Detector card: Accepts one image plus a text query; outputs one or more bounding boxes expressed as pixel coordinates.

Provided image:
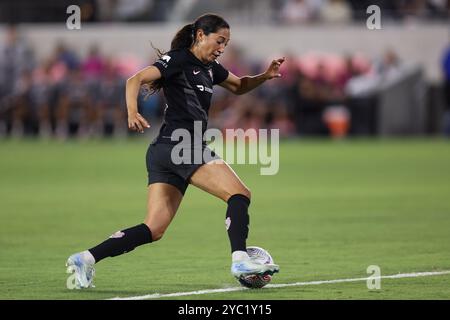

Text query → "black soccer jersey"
[152,48,229,144]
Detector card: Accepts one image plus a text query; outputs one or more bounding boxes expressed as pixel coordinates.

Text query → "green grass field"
[1,138,450,300]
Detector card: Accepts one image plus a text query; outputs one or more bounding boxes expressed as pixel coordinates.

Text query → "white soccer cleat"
[66,253,95,289]
[231,259,279,279]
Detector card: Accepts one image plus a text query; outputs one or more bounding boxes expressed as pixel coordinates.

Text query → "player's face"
[200,28,230,63]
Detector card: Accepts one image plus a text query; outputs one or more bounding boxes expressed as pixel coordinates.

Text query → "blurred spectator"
[426,0,450,19]
[114,0,153,21]
[289,71,328,135]
[319,0,352,24]
[9,70,33,137]
[55,69,92,139]
[374,49,410,85]
[96,0,116,22]
[7,63,53,137]
[54,41,80,71]
[0,25,35,100]
[344,55,378,97]
[30,60,54,138]
[148,0,178,22]
[82,45,105,80]
[95,59,128,137]
[343,54,378,135]
[398,0,428,20]
[334,54,355,94]
[0,25,35,135]
[312,60,336,101]
[278,0,318,24]
[277,52,302,87]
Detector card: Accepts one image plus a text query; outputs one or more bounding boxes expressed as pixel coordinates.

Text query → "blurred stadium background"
[0,0,449,139]
[1,0,450,300]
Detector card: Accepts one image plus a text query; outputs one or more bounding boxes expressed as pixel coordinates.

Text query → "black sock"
[225,194,250,253]
[88,223,152,263]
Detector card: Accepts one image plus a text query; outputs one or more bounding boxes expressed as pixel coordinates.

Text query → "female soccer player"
[66,13,284,289]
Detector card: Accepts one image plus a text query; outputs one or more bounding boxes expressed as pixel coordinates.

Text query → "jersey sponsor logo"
[156,54,172,68]
[155,60,168,68]
[161,55,171,62]
[196,85,213,94]
[193,70,201,75]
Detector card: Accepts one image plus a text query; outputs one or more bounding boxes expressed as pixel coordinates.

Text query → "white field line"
[108,270,450,300]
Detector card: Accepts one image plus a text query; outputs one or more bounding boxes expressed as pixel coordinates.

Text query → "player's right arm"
[126,66,162,133]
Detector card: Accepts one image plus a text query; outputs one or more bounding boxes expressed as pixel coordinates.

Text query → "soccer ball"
[238,246,275,289]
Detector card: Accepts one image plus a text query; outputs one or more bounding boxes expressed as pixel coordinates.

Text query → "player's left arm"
[219,57,285,95]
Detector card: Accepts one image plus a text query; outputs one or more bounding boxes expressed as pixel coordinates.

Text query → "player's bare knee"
[150,227,165,242]
[225,187,251,202]
[151,231,164,242]
[143,222,166,242]
[238,187,251,201]
[244,187,251,200]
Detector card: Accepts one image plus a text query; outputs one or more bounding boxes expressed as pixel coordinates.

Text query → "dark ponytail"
[145,14,229,96]
[170,23,195,50]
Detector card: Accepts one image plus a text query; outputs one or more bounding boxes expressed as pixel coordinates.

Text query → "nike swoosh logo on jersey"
[193,70,200,75]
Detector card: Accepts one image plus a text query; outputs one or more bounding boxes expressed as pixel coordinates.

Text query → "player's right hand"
[128,112,150,133]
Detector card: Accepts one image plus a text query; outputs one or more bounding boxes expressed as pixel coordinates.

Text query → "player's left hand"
[264,57,285,80]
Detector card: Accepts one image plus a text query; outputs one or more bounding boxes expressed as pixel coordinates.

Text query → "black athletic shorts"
[146,142,221,195]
